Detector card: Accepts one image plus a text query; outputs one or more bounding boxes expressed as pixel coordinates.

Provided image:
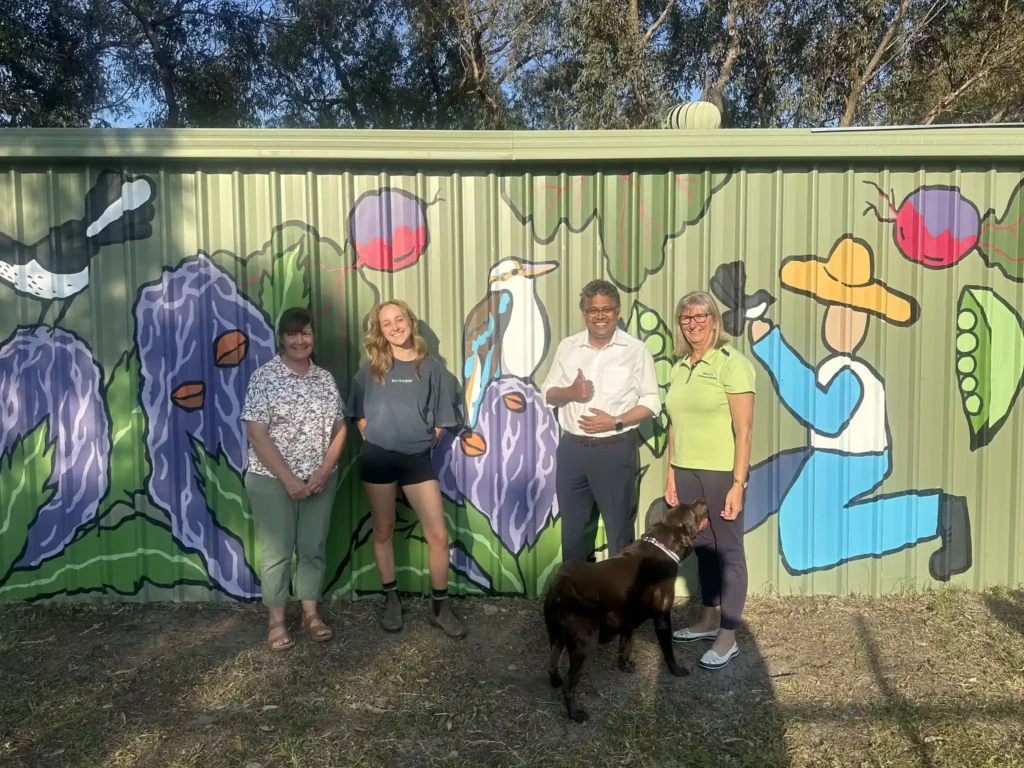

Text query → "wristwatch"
[615,420,624,432]
[733,477,748,489]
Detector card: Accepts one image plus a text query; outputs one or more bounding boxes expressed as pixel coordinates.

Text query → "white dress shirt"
[540,328,661,438]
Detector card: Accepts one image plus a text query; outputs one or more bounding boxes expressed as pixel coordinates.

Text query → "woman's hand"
[284,472,311,500]
[722,483,744,520]
[664,473,678,507]
[307,464,331,495]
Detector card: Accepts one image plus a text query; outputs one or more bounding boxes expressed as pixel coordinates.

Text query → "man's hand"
[578,408,617,434]
[567,368,594,402]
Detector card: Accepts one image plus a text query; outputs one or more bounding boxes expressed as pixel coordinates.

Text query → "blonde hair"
[363,300,429,385]
[673,290,725,358]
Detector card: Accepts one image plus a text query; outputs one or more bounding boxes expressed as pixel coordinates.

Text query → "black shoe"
[381,590,402,632]
[429,600,466,639]
[929,495,971,582]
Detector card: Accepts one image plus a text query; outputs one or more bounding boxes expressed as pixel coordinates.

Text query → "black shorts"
[360,441,437,486]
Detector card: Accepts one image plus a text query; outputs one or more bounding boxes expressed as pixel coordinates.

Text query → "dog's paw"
[618,659,637,674]
[548,671,563,688]
[569,708,590,724]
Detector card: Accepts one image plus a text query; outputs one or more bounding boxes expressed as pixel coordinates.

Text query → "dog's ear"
[690,498,708,518]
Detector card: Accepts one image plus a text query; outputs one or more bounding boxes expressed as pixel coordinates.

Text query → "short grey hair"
[674,290,725,357]
[579,279,620,311]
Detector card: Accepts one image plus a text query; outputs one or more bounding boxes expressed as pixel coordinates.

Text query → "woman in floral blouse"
[242,307,347,652]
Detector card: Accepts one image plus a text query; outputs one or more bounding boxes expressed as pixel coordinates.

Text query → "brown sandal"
[302,613,333,643]
[268,621,294,652]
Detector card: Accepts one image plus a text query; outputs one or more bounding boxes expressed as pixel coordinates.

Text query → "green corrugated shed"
[0,126,1021,603]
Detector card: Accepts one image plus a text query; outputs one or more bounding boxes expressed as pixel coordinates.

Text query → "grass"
[1,589,1023,767]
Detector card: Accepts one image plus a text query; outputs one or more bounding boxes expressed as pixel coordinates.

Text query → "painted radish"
[863,182,981,268]
[347,187,442,273]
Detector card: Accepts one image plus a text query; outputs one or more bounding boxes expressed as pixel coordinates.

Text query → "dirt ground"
[1,588,1023,768]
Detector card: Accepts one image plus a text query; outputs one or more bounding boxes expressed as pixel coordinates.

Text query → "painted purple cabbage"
[433,377,559,554]
[134,254,276,599]
[0,327,109,566]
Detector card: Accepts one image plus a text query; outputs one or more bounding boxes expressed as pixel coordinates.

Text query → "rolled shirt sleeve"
[540,339,572,404]
[634,345,663,416]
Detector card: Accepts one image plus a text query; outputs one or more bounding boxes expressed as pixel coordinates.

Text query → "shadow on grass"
[983,588,1024,638]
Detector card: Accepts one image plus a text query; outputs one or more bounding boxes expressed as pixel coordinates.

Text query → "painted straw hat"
[779,236,920,327]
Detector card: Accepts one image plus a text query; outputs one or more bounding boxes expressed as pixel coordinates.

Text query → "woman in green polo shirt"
[664,290,755,671]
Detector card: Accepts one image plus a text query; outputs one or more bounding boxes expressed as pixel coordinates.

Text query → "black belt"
[564,430,631,447]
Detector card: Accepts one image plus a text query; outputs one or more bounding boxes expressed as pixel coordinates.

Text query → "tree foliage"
[1,0,1020,129]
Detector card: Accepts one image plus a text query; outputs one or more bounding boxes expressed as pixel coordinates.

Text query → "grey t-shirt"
[347,357,459,455]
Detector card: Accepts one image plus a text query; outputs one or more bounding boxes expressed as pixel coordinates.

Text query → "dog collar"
[640,534,680,565]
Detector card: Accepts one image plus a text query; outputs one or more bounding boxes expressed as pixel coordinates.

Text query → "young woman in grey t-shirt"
[347,300,465,638]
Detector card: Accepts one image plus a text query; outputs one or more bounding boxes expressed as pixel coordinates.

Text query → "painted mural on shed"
[0,153,1022,603]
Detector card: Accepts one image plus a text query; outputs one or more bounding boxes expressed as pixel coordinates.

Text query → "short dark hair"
[278,306,314,337]
[579,279,620,312]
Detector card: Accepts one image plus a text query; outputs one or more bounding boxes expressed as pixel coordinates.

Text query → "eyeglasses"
[584,307,618,317]
[679,313,710,327]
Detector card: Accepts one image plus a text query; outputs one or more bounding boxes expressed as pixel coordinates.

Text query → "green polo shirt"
[665,344,756,471]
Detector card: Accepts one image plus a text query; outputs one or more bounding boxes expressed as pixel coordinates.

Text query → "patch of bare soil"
[1,589,1022,767]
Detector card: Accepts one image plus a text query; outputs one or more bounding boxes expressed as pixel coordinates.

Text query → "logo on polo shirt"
[698,371,717,380]
[391,377,414,384]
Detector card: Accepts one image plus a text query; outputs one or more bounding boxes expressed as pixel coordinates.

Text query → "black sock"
[383,580,398,595]
[432,588,447,615]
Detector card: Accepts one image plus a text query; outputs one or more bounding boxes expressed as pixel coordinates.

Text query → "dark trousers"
[673,466,748,631]
[557,430,639,563]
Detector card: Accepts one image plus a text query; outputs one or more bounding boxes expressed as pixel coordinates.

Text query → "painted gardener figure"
[542,280,661,562]
[745,236,972,581]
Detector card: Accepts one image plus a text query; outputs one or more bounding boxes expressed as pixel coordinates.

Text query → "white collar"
[640,534,680,564]
[573,327,628,349]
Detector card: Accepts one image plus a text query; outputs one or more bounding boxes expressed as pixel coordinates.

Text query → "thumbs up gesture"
[568,368,594,402]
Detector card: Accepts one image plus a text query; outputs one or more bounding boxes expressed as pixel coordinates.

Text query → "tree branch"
[839,0,913,127]
[643,0,677,46]
[118,0,182,126]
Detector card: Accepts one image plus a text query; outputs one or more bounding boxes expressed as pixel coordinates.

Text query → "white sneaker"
[698,643,739,670]
[672,627,719,643]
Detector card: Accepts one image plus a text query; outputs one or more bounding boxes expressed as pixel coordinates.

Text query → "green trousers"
[244,471,338,608]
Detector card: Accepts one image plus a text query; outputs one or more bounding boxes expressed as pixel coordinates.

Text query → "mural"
[0,171,157,327]
[954,286,1024,450]
[864,179,1024,282]
[0,162,1022,604]
[501,171,732,292]
[458,257,558,456]
[742,236,971,581]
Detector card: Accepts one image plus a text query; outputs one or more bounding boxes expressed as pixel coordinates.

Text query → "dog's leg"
[562,639,596,723]
[617,630,636,674]
[548,639,564,688]
[654,611,689,677]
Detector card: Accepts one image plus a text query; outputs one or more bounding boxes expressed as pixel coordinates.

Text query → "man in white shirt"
[541,279,662,562]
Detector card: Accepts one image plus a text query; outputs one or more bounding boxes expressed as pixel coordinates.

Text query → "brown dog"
[543,499,708,722]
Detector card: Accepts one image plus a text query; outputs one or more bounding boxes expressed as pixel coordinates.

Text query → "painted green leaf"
[96,350,150,521]
[0,420,54,579]
[979,180,1024,282]
[258,240,310,331]
[523,515,562,597]
[502,171,732,292]
[954,286,1024,450]
[446,500,525,595]
[624,300,674,457]
[0,511,213,600]
[190,437,259,572]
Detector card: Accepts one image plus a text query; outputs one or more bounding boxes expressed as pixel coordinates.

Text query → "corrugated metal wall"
[0,128,1022,603]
